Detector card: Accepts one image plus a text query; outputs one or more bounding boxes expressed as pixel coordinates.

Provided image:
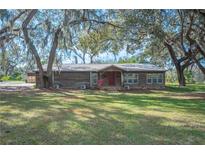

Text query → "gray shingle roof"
[38,63,166,72]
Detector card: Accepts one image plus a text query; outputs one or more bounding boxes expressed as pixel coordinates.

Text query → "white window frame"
[124,73,139,84]
[157,74,163,84]
[147,74,152,84]
[91,72,98,85]
[147,73,163,84]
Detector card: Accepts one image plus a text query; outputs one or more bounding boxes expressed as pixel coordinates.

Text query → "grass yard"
[0,84,205,144]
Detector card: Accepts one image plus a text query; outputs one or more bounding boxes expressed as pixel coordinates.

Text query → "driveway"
[0,81,35,91]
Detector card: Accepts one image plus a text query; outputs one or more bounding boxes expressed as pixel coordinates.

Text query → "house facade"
[34,64,166,89]
[26,72,36,83]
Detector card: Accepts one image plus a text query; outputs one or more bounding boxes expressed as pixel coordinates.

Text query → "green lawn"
[0,84,205,144]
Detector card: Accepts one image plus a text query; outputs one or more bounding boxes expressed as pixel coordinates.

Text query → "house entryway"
[100,71,121,87]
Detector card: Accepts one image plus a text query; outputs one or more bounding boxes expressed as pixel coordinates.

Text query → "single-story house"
[26,71,36,83]
[31,63,166,89]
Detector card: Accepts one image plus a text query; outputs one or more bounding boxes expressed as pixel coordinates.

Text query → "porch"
[90,65,124,88]
[99,71,122,86]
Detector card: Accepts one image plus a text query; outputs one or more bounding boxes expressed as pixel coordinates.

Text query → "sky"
[66,48,136,64]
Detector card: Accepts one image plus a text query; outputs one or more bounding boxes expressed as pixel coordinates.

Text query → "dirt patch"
[165,93,205,100]
[0,86,33,92]
[0,81,34,92]
[184,93,205,99]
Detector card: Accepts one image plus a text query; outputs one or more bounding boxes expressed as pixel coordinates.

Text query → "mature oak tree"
[119,9,205,86]
[21,9,121,88]
[1,9,204,87]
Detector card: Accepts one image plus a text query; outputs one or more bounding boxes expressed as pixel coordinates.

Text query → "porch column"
[90,72,92,87]
[121,72,124,86]
[52,71,55,86]
[99,72,101,80]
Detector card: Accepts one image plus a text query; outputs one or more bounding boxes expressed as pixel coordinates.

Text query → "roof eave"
[98,64,126,72]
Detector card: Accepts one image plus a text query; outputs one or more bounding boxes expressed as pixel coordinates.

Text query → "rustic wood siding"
[35,70,165,89]
[27,73,36,83]
[35,72,40,87]
[54,71,90,88]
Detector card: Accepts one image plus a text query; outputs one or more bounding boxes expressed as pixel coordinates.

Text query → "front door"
[108,72,115,86]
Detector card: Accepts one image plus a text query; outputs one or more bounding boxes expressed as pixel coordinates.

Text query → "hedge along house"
[33,64,166,89]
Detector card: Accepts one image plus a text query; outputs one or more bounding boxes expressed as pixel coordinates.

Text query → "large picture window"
[147,73,163,84]
[124,73,139,84]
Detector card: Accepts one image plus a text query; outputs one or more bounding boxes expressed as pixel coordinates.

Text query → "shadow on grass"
[165,84,205,93]
[1,103,205,144]
[0,91,83,111]
[0,90,205,144]
[81,91,205,113]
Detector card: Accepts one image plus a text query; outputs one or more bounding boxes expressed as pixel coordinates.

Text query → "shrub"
[11,73,22,81]
[1,75,11,81]
[184,69,195,84]
[0,73,23,81]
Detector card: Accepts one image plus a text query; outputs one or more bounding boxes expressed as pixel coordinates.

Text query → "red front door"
[108,72,115,86]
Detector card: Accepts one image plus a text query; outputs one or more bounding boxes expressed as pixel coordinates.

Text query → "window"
[124,73,139,84]
[147,73,163,84]
[128,79,132,83]
[93,79,97,84]
[147,78,152,84]
[153,78,157,84]
[91,72,98,85]
[133,79,138,83]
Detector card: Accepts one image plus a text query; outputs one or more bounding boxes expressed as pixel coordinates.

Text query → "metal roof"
[37,63,166,72]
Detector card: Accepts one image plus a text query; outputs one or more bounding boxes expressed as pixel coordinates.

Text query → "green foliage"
[0,10,10,20]
[165,70,178,83]
[76,24,123,63]
[11,72,23,81]
[1,75,11,81]
[120,9,205,86]
[118,56,138,63]
[166,83,205,92]
[0,72,22,81]
[1,9,204,87]
[184,69,195,84]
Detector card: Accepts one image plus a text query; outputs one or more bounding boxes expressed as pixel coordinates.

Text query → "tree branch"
[0,10,27,35]
[22,10,42,70]
[47,28,61,76]
[177,10,187,53]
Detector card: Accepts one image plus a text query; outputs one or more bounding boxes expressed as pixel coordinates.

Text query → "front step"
[100,86,122,91]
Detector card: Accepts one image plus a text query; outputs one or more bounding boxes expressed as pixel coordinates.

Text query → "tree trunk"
[90,57,93,64]
[46,28,61,88]
[74,56,78,64]
[164,41,186,86]
[22,10,45,88]
[178,67,186,86]
[82,54,86,64]
[5,67,9,76]
[197,45,205,59]
[90,54,96,64]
